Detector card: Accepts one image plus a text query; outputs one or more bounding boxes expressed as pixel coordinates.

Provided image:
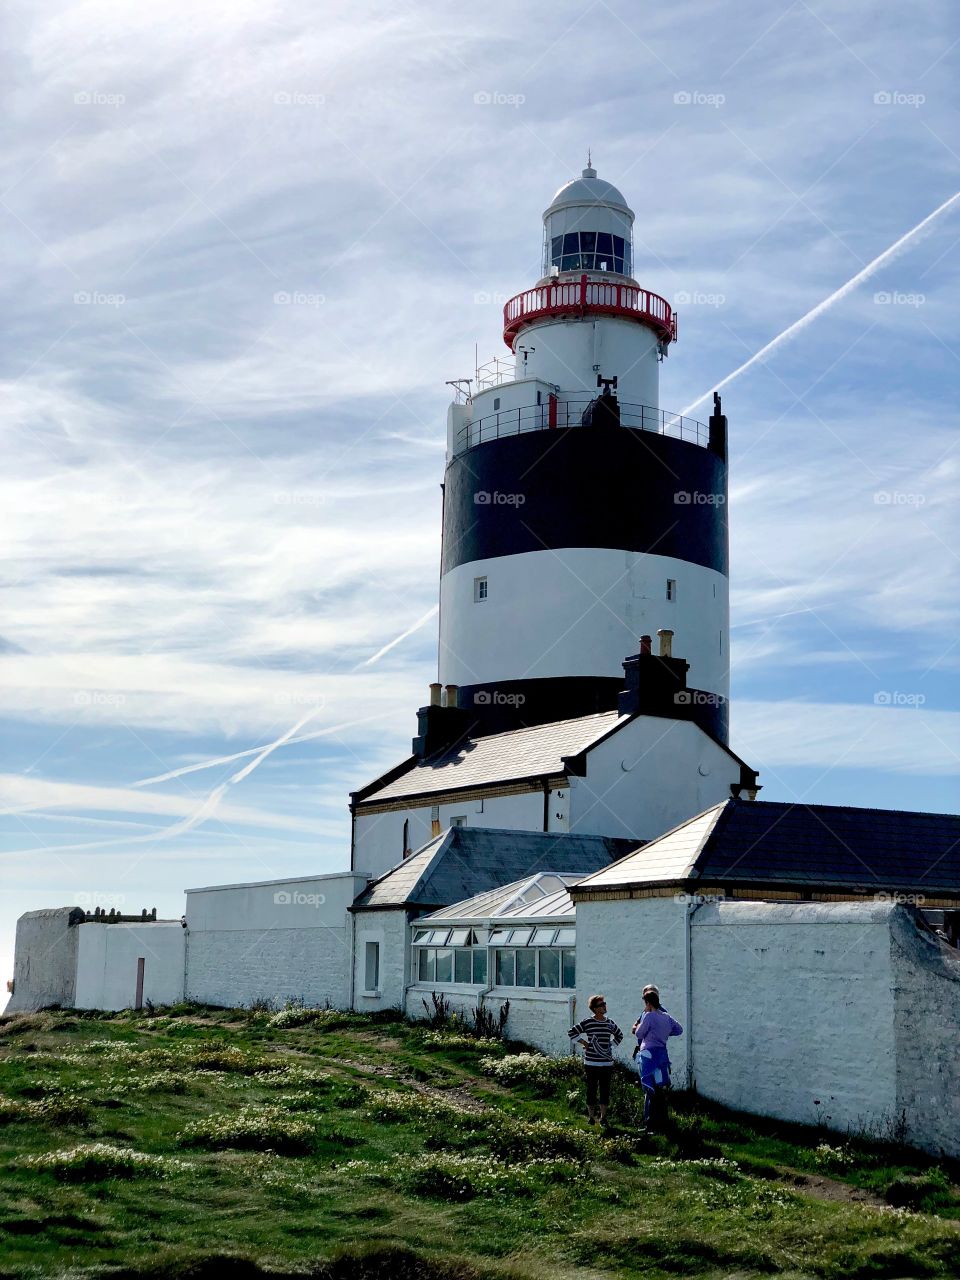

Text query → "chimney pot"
[443,684,459,709]
[639,634,652,656]
[429,682,443,707]
[657,628,674,658]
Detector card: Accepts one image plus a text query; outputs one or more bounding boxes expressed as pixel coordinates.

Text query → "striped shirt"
[568,1016,624,1066]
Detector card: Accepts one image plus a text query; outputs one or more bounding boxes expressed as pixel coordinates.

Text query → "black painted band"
[441,425,728,575]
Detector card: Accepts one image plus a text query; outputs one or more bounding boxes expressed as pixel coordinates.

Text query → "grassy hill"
[1,1004,958,1279]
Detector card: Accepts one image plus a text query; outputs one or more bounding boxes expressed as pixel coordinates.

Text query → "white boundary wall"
[75,922,185,1011]
[185,872,368,1009]
[572,895,960,1157]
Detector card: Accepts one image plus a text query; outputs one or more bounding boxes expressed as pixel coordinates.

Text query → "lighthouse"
[437,162,731,742]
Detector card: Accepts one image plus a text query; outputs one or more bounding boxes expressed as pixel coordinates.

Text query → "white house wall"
[74,923,185,1011]
[185,872,367,1009]
[354,790,546,882]
[352,909,410,1013]
[570,718,741,843]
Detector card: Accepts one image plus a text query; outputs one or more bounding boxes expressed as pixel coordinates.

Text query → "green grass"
[0,1005,957,1279]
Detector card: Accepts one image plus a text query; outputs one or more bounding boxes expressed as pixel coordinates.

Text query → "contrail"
[680,186,960,416]
[133,713,388,787]
[353,604,438,669]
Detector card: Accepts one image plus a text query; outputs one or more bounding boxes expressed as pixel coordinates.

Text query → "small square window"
[474,576,488,602]
[666,579,676,601]
[449,815,466,828]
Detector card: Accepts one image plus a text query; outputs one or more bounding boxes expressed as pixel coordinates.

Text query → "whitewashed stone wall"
[404,985,579,1057]
[691,901,898,1136]
[352,910,409,1013]
[185,872,367,1009]
[574,895,691,1079]
[74,922,185,1011]
[6,908,81,1012]
[574,895,959,1158]
[891,908,960,1156]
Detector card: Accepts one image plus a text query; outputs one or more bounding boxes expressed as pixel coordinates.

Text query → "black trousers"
[584,1066,612,1107]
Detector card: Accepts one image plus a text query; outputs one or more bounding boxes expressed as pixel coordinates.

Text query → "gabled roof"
[422,873,581,924]
[573,799,960,898]
[354,712,623,807]
[351,827,634,912]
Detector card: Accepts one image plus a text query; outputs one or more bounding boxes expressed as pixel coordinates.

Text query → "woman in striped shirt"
[568,993,624,1125]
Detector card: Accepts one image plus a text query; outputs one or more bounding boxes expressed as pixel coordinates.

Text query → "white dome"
[544,165,633,221]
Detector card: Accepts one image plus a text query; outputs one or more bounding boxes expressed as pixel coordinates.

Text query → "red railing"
[503,274,676,348]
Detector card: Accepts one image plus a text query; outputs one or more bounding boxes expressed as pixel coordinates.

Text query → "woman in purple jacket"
[632,984,683,1130]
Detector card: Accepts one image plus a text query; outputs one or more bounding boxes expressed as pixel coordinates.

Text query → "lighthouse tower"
[438,163,730,742]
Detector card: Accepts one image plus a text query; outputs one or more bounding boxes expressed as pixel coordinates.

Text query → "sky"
[2,0,959,984]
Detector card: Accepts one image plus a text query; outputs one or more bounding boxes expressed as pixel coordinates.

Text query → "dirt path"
[776,1166,887,1208]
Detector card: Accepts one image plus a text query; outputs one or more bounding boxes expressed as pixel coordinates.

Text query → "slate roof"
[573,799,960,897]
[351,827,635,912]
[354,712,623,805]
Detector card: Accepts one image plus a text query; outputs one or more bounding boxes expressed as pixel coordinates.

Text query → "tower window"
[549,230,630,275]
[402,818,410,858]
[474,576,488,602]
[493,397,501,410]
[666,579,676,601]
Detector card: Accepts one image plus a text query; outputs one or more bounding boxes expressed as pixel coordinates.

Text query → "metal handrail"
[455,395,707,453]
[503,273,676,348]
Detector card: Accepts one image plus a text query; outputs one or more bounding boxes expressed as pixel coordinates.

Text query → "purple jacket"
[635,1008,683,1051]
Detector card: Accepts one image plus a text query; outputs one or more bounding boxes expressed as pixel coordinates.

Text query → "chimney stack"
[639,634,652,656]
[412,683,470,759]
[657,628,674,658]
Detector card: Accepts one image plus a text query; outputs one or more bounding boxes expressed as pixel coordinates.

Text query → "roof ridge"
[742,798,960,822]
